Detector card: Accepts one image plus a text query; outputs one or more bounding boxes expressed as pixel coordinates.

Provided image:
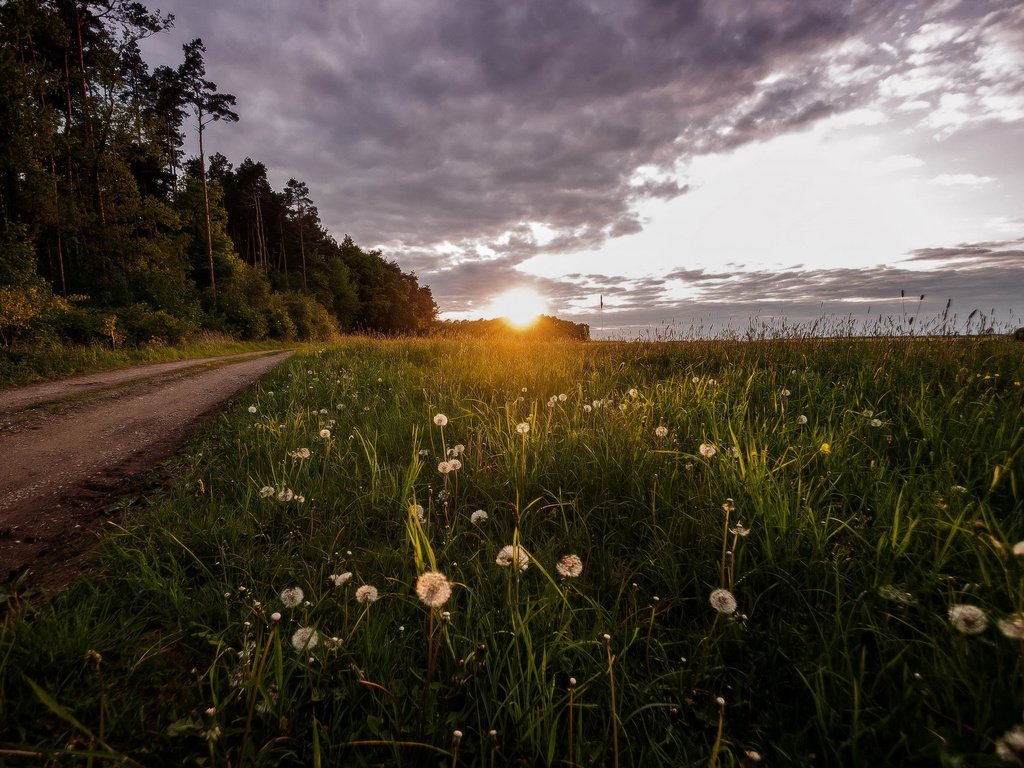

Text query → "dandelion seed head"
[259,485,275,498]
[291,626,318,652]
[1013,541,1024,557]
[699,443,716,458]
[319,428,331,439]
[709,588,737,615]
[433,413,448,426]
[948,603,988,635]
[279,586,304,608]
[629,388,638,397]
[558,393,567,401]
[247,405,257,413]
[270,612,281,622]
[995,725,1024,762]
[781,389,791,396]
[470,509,488,524]
[730,522,750,537]
[556,554,584,578]
[796,414,808,425]
[329,572,352,587]
[496,544,530,571]
[448,458,462,471]
[355,585,379,604]
[277,487,294,502]
[415,571,452,608]
[516,422,530,434]
[411,504,425,522]
[655,426,669,438]
[870,418,883,427]
[583,404,592,413]
[438,460,453,474]
[998,613,1024,640]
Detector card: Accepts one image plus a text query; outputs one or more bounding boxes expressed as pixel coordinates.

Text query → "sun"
[486,287,548,328]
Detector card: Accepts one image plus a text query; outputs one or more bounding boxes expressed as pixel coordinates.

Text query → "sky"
[141,0,1024,337]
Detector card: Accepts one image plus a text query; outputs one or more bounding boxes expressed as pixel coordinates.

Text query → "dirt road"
[0,350,292,590]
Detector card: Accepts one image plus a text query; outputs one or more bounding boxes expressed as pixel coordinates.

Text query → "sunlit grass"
[2,334,1022,766]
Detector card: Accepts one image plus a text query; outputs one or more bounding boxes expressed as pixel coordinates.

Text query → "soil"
[0,350,293,593]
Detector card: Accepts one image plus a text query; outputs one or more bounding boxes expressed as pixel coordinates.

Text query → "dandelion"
[355,585,379,604]
[722,498,736,513]
[270,612,281,622]
[730,522,750,537]
[819,443,831,454]
[433,413,448,426]
[583,404,592,413]
[415,571,452,608]
[781,389,791,396]
[709,588,738,615]
[295,494,305,503]
[796,414,808,425]
[471,509,488,524]
[556,554,584,578]
[293,447,310,459]
[998,613,1024,640]
[558,393,567,401]
[259,485,275,498]
[248,405,257,413]
[449,444,465,456]
[329,572,352,587]
[655,425,669,438]
[516,422,530,434]
[280,587,304,608]
[995,724,1024,763]
[870,418,883,427]
[628,388,638,397]
[449,458,462,471]
[319,428,331,439]
[1013,541,1024,557]
[411,503,426,522]
[948,604,988,635]
[277,487,294,502]
[291,626,319,652]
[699,443,716,458]
[496,544,530,571]
[438,460,453,474]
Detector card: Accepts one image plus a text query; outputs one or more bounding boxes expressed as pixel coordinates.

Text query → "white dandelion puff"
[411,504,426,522]
[470,509,488,524]
[277,487,294,502]
[699,443,716,458]
[496,544,530,571]
[709,588,737,615]
[870,418,883,428]
[948,604,988,635]
[998,613,1024,640]
[248,405,257,413]
[279,586,304,608]
[355,585,379,604]
[1013,541,1024,557]
[291,626,319,652]
[329,572,352,587]
[796,414,808,425]
[583,404,592,413]
[558,393,567,402]
[556,554,584,578]
[433,413,448,426]
[319,428,331,439]
[995,725,1024,763]
[438,460,453,474]
[259,485,275,498]
[516,422,530,434]
[655,426,669,438]
[415,571,452,609]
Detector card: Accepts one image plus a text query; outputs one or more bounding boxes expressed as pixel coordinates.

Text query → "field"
[2,335,1023,766]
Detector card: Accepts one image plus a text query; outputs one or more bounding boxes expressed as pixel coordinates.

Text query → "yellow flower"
[819,443,831,455]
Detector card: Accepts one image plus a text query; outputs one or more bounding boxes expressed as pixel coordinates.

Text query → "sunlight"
[486,287,549,328]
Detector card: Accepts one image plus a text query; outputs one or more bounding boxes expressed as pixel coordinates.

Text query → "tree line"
[0,0,437,348]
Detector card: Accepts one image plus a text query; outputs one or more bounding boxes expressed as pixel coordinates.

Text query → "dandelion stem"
[708,698,726,768]
[606,640,620,768]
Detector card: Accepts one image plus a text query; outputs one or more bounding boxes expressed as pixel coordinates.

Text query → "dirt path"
[0,350,292,591]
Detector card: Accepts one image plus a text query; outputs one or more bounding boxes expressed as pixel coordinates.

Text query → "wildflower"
[583,404,592,413]
[355,585,379,604]
[449,458,462,471]
[1013,541,1024,557]
[496,544,530,571]
[329,572,352,587]
[319,428,331,439]
[471,509,488,524]
[870,418,883,428]
[516,422,530,434]
[259,485,275,498]
[411,504,425,522]
[556,554,584,578]
[655,426,669,438]
[709,588,738,615]
[699,443,716,458]
[248,405,258,413]
[291,626,319,652]
[558,393,567,401]
[270,612,281,622]
[280,587,304,608]
[433,413,448,426]
[277,487,294,502]
[820,443,831,454]
[415,571,452,608]
[998,613,1024,640]
[438,461,453,474]
[796,414,808,425]
[948,604,988,635]
[628,388,638,397]
[452,730,463,746]
[995,724,1024,763]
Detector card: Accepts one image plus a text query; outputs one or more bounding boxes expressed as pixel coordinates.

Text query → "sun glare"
[486,287,548,328]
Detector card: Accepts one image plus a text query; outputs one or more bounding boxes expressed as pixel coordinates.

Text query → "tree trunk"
[198,117,215,298]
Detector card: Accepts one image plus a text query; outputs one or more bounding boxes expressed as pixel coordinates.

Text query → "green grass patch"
[2,336,1022,766]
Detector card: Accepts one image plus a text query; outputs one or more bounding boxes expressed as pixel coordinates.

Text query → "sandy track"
[0,350,292,590]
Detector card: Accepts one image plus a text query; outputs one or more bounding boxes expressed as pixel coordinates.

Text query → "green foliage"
[3,337,1022,765]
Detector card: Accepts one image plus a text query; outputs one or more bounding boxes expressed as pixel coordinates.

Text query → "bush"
[116,304,196,346]
[282,291,337,341]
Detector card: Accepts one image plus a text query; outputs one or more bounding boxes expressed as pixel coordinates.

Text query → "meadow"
[1,335,1023,766]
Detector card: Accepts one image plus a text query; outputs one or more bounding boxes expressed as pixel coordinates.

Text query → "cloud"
[930,173,996,186]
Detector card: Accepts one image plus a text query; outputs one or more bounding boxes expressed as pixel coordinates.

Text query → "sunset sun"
[486,287,548,328]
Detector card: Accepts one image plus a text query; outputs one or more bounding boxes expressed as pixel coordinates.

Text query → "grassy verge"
[1,336,1022,766]
[0,334,291,389]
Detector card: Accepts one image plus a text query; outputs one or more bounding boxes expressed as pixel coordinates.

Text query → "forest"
[0,0,438,348]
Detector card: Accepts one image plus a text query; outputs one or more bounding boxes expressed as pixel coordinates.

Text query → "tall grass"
[1,335,1022,766]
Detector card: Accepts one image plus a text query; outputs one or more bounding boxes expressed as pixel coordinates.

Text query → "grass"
[1,334,1022,766]
[0,333,289,389]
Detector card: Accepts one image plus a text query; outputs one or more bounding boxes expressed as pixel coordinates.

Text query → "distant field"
[2,336,1022,766]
